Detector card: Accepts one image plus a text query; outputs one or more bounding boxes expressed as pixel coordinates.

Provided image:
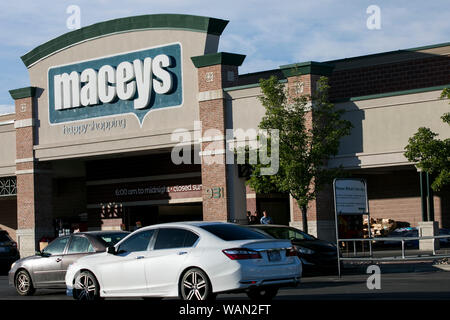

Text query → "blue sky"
[1,0,449,114]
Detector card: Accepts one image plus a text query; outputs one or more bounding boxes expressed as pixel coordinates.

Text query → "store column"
[279,62,336,241]
[191,52,246,221]
[10,87,53,258]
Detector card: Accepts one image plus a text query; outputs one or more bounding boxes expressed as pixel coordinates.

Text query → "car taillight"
[222,248,262,260]
[286,247,298,257]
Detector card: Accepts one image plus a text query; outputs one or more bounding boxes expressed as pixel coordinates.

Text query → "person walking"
[260,210,273,224]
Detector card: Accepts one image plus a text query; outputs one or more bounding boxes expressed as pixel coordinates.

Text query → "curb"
[342,261,449,274]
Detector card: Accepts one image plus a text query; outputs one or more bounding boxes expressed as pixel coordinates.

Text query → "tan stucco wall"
[227,86,265,132]
[28,29,219,160]
[333,90,450,168]
[0,121,16,176]
[229,87,450,169]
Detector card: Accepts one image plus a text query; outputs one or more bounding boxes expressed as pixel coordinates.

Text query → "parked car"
[9,230,129,296]
[65,222,302,301]
[376,227,419,248]
[0,230,19,272]
[439,229,450,247]
[247,225,338,275]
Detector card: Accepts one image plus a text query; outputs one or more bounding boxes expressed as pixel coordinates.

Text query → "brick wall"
[199,97,229,221]
[196,61,240,221]
[357,170,449,228]
[329,55,450,100]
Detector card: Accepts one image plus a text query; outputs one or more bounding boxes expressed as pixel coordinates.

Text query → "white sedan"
[65,221,302,301]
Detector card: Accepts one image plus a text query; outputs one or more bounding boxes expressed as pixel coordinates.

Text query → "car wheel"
[246,287,278,301]
[15,270,35,296]
[73,271,100,301]
[180,268,213,301]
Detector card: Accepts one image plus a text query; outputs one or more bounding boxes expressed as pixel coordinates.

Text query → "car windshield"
[96,232,129,246]
[254,226,315,241]
[200,224,271,241]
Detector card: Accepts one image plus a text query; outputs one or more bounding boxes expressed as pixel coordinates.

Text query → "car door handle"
[136,256,144,259]
[177,251,187,255]
[56,258,62,263]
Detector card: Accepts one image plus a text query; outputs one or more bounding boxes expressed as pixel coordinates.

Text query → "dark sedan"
[8,230,129,296]
[247,225,338,275]
[0,230,19,272]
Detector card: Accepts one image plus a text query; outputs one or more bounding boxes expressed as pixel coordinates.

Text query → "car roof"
[136,221,240,232]
[248,224,293,228]
[73,230,130,236]
[143,221,232,228]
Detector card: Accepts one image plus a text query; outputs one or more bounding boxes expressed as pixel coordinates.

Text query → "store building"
[0,14,448,258]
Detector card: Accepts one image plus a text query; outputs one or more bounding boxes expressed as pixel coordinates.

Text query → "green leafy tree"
[245,76,353,231]
[404,89,450,191]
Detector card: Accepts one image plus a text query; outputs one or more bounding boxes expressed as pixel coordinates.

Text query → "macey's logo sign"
[48,43,182,125]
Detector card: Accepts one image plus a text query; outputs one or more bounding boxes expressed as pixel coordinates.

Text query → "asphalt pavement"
[1,267,450,300]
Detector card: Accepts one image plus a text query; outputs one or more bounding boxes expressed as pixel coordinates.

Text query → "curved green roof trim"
[21,14,229,68]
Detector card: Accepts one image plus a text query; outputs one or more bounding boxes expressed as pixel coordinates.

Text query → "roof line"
[21,14,229,68]
[324,41,450,65]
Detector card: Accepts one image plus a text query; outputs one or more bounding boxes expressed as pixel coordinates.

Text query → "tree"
[245,76,353,232]
[404,89,450,191]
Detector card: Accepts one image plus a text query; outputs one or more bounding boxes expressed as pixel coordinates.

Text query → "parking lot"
[1,268,450,300]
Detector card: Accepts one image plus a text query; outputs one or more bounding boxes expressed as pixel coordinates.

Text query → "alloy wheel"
[16,273,30,294]
[15,270,35,296]
[181,269,210,300]
[75,272,98,300]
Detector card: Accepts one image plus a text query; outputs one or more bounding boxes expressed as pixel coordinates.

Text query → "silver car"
[9,231,129,296]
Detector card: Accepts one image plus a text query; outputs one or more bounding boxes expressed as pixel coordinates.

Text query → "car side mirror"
[107,246,116,255]
[38,251,51,257]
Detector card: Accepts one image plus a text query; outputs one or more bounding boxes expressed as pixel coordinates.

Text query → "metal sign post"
[333,178,370,277]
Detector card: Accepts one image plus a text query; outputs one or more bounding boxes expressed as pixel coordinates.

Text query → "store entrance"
[124,206,158,232]
[123,203,202,231]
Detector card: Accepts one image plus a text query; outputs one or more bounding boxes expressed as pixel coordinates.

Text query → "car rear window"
[0,232,11,242]
[96,233,128,246]
[200,224,271,241]
[256,227,315,241]
[154,228,199,250]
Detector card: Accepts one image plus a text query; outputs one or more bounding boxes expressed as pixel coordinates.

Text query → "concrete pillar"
[191,52,246,222]
[418,221,439,251]
[10,87,54,258]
